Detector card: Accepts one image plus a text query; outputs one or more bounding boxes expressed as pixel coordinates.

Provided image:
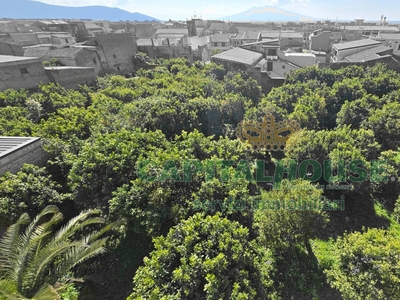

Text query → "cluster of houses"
[0,17,400,93]
[1,17,400,175]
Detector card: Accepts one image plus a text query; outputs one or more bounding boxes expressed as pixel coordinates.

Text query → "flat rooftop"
[0,137,40,158]
[333,39,381,50]
[211,47,263,66]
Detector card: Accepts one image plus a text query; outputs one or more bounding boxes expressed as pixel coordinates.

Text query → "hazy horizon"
[29,0,400,22]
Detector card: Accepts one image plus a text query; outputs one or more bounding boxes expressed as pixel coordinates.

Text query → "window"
[267,49,277,56]
[93,58,97,64]
[221,42,226,47]
[282,65,285,69]
[267,61,273,72]
[20,68,29,75]
[214,42,218,47]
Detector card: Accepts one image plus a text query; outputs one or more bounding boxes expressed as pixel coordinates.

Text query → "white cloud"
[252,0,279,6]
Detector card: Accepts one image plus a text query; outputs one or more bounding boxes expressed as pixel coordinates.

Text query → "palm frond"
[0,206,115,299]
[0,213,30,278]
[51,209,102,243]
[0,279,27,300]
[31,283,60,300]
[54,238,108,279]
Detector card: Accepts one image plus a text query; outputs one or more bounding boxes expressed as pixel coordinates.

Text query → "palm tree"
[0,205,118,299]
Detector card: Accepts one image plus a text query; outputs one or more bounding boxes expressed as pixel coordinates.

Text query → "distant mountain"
[0,0,159,21]
[221,5,319,22]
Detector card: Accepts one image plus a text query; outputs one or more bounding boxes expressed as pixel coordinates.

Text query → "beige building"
[0,55,50,91]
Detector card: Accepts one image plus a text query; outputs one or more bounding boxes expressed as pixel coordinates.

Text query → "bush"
[129,213,278,300]
[325,228,400,299]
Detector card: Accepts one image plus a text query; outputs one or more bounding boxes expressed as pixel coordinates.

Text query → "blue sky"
[32,0,400,21]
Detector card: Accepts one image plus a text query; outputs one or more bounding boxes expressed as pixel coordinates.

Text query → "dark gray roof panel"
[0,137,40,158]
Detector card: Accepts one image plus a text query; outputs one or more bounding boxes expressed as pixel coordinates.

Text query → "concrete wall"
[280,37,303,49]
[0,59,50,91]
[0,41,24,56]
[0,139,47,175]
[51,36,76,45]
[138,45,194,62]
[211,58,250,72]
[45,67,96,89]
[93,33,136,75]
[271,60,299,75]
[74,49,104,76]
[281,52,317,67]
[209,41,231,51]
[310,31,331,52]
[247,68,285,93]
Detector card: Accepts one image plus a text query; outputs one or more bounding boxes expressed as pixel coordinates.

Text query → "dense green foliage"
[325,228,400,299]
[1,58,400,299]
[129,213,277,300]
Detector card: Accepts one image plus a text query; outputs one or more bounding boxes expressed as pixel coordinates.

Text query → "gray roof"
[211,33,233,43]
[260,31,303,39]
[344,45,392,62]
[232,31,260,40]
[155,29,188,35]
[137,38,155,46]
[333,39,381,50]
[24,47,83,59]
[35,21,69,25]
[0,137,40,158]
[211,47,263,66]
[207,23,231,32]
[343,26,399,32]
[375,33,400,40]
[240,39,280,47]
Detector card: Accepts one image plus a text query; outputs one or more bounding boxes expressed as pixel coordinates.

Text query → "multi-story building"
[331,39,382,62]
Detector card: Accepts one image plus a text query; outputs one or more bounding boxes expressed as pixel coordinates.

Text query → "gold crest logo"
[236,112,300,151]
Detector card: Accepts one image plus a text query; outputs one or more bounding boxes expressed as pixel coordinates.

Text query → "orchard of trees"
[0,56,400,299]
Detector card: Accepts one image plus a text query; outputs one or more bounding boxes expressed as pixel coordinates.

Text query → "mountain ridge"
[1,0,159,22]
[221,5,320,22]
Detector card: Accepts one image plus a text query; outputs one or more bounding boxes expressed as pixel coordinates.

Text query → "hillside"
[1,0,159,21]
